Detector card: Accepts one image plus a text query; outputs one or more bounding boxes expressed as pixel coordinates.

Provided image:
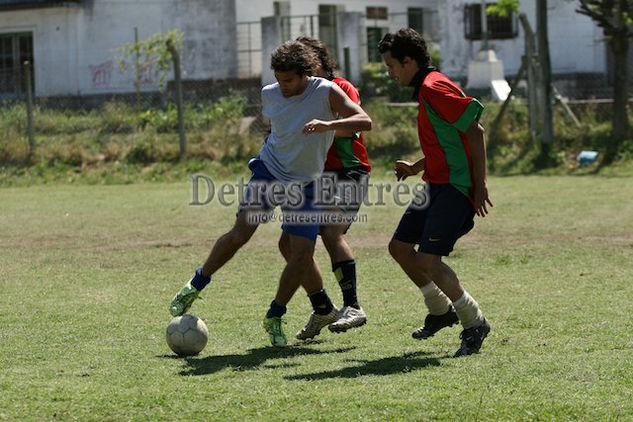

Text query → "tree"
[577,0,633,144]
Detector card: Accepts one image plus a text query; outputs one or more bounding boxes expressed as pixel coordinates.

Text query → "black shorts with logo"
[392,183,474,256]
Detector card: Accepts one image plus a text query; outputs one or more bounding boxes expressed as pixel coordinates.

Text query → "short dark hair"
[296,36,338,80]
[378,28,431,68]
[270,41,318,76]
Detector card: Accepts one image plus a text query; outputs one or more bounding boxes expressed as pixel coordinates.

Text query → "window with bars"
[464,3,517,40]
[0,32,33,97]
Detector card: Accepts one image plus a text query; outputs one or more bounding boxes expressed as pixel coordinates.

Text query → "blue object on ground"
[577,150,599,166]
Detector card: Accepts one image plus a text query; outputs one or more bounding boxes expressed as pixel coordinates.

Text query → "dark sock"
[333,260,359,308]
[308,289,334,315]
[265,300,287,318]
[190,268,212,291]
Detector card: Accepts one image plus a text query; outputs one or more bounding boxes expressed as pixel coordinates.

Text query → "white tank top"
[259,77,335,182]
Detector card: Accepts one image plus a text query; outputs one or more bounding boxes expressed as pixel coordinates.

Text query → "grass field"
[1,174,632,421]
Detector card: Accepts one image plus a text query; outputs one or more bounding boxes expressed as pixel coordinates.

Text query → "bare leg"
[274,233,323,306]
[201,211,259,277]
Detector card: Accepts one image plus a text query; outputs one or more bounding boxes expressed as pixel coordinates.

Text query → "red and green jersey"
[324,77,371,172]
[415,70,484,197]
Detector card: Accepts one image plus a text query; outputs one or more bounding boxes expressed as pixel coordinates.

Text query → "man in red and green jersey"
[277,37,372,339]
[379,28,494,357]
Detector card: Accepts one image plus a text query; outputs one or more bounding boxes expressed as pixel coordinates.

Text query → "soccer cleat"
[263,317,287,347]
[328,306,367,333]
[411,305,459,340]
[169,279,200,317]
[454,318,491,357]
[296,308,340,340]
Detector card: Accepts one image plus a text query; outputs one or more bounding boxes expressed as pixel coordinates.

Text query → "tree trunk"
[611,36,629,142]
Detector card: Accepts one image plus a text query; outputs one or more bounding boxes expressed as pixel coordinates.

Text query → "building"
[0,0,236,99]
[0,0,617,100]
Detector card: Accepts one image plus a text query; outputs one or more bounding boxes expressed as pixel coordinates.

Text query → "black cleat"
[454,318,491,357]
[412,306,460,340]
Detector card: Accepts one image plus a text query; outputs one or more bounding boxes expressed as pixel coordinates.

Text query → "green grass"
[1,175,633,420]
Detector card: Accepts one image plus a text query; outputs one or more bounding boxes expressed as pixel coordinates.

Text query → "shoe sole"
[328,318,367,333]
[412,320,459,340]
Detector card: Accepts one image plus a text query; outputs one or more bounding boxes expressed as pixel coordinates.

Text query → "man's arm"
[302,84,371,135]
[466,120,493,217]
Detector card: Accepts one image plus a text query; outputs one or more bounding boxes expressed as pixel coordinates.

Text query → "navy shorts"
[392,184,475,256]
[317,166,369,234]
[238,158,321,242]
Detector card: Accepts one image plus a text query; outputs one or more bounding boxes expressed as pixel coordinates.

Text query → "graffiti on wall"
[89,61,113,87]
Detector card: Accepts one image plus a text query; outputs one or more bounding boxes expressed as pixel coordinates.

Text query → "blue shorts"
[238,158,321,242]
[392,184,475,256]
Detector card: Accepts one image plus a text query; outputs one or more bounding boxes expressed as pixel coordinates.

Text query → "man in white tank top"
[168,41,372,347]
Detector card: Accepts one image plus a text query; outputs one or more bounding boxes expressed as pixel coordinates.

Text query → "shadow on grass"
[173,345,356,376]
[284,350,444,380]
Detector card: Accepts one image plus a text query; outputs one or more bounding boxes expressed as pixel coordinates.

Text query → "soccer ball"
[166,314,209,356]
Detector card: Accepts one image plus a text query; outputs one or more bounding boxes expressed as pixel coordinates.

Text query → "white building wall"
[438,0,605,80]
[236,0,438,79]
[0,0,236,97]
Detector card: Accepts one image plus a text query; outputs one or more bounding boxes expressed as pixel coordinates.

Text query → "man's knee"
[228,219,257,247]
[278,233,291,259]
[389,238,414,263]
[287,235,315,264]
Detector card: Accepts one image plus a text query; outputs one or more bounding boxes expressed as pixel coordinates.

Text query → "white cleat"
[328,306,367,333]
[296,308,339,340]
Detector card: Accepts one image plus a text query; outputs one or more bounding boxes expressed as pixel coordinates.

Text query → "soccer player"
[277,36,371,339]
[169,41,372,347]
[378,29,493,357]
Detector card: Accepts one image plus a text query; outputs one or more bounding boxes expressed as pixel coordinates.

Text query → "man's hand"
[303,119,331,135]
[472,182,493,217]
[394,159,424,181]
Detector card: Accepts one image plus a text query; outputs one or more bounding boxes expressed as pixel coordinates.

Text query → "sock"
[333,260,359,308]
[308,289,334,315]
[420,282,452,315]
[452,291,484,329]
[265,300,287,319]
[190,268,212,291]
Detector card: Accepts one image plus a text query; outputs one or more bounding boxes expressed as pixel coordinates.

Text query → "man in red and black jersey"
[379,28,493,357]
[277,37,371,339]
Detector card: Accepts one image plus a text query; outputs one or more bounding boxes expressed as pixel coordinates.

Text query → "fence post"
[24,60,35,161]
[134,27,141,108]
[519,13,539,140]
[343,47,351,81]
[167,39,186,160]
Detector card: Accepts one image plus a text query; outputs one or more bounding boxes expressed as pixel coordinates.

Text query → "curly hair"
[378,28,431,69]
[295,36,338,80]
[270,41,319,76]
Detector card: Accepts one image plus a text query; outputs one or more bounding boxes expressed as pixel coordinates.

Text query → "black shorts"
[318,166,369,233]
[392,184,474,256]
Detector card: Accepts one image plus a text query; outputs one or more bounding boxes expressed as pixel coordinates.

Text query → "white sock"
[420,282,452,315]
[452,291,484,329]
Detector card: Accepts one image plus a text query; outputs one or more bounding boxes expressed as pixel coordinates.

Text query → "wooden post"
[537,0,554,148]
[167,39,186,160]
[24,60,35,161]
[519,13,539,140]
[134,27,141,108]
[343,47,351,81]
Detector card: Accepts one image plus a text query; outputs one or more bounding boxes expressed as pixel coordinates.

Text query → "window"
[367,27,388,63]
[408,8,424,34]
[464,3,517,40]
[319,5,339,62]
[366,6,388,20]
[0,32,33,98]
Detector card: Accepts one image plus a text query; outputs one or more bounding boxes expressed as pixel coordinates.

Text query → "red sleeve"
[421,76,481,131]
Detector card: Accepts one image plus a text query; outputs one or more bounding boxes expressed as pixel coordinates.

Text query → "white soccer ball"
[166,314,209,356]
